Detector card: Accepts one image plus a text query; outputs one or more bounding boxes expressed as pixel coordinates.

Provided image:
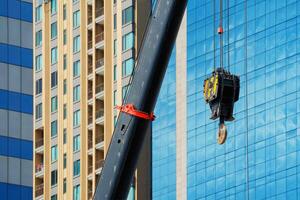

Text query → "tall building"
[33,0,150,199]
[0,0,33,199]
[153,0,300,199]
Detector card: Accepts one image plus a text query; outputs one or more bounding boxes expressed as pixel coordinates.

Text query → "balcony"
[35,164,44,178]
[95,110,104,125]
[95,134,104,150]
[95,7,104,24]
[87,165,93,181]
[88,40,93,51]
[88,189,93,200]
[88,89,93,105]
[95,84,104,100]
[88,138,93,150]
[95,58,104,75]
[88,14,93,25]
[88,63,93,80]
[35,138,44,154]
[35,184,44,199]
[88,116,93,130]
[95,32,104,49]
[88,138,93,155]
[95,159,104,174]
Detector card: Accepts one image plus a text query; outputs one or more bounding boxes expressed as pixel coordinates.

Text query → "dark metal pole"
[93,0,187,199]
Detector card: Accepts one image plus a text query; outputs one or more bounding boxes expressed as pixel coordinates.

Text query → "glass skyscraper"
[153,0,300,199]
[0,0,33,199]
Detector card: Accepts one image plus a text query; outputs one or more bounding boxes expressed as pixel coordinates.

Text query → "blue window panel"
[0,136,8,156]
[0,182,8,200]
[8,136,21,158]
[0,0,32,23]
[0,44,32,69]
[21,47,33,68]
[0,182,32,200]
[8,91,21,113]
[7,182,21,200]
[0,0,8,17]
[21,94,33,114]
[7,0,21,20]
[0,89,33,114]
[0,43,8,63]
[20,2,33,22]
[0,136,32,160]
[21,140,33,160]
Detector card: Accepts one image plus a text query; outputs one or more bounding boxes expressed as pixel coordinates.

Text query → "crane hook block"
[203,68,240,122]
[116,104,156,121]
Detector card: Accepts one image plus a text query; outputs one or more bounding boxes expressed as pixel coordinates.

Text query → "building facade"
[33,0,150,199]
[0,0,33,199]
[153,0,300,199]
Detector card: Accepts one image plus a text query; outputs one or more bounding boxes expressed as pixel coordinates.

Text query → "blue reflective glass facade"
[153,49,177,199]
[187,0,300,199]
[0,0,33,199]
[153,0,300,199]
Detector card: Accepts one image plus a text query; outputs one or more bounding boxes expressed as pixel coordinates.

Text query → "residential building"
[0,0,33,199]
[33,0,150,199]
[153,0,300,199]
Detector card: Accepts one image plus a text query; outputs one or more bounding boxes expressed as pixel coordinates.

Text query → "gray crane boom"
[93,1,188,199]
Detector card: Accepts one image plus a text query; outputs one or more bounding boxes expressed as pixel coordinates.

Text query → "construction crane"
[93,0,239,199]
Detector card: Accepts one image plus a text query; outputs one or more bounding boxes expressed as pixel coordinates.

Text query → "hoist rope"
[219,0,224,69]
[213,0,216,71]
[243,0,250,199]
[227,0,230,72]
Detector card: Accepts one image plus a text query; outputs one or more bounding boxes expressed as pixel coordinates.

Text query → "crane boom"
[93,1,188,199]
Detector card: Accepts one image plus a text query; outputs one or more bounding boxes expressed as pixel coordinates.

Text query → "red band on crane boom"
[116,104,155,121]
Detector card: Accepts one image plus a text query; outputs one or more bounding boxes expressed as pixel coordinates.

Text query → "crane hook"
[217,118,227,144]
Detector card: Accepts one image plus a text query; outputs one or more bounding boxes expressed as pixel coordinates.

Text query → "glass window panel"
[35,30,42,46]
[51,96,57,112]
[51,145,57,162]
[73,60,80,77]
[35,5,42,22]
[73,10,80,28]
[73,85,80,102]
[51,71,57,88]
[73,135,80,152]
[73,160,80,176]
[51,47,57,64]
[73,36,80,53]
[51,120,57,137]
[122,6,133,25]
[122,32,134,51]
[51,170,57,186]
[73,185,80,200]
[35,54,43,71]
[73,110,80,127]
[51,22,57,39]
[51,0,57,14]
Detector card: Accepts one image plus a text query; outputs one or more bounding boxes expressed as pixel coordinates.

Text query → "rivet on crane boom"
[203,0,240,144]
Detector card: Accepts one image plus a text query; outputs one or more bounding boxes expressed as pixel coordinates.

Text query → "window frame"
[73,10,80,28]
[51,120,57,137]
[73,36,81,53]
[73,110,81,127]
[51,22,57,39]
[73,135,80,152]
[51,96,58,113]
